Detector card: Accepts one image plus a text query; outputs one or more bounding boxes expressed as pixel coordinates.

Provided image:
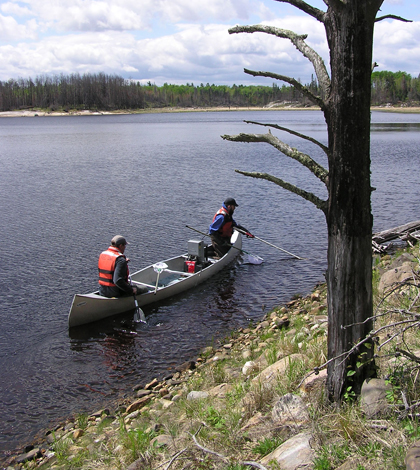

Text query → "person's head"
[111,235,129,253]
[224,197,238,215]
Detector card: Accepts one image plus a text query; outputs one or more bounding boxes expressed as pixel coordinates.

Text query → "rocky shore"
[1,105,420,118]
[3,240,420,470]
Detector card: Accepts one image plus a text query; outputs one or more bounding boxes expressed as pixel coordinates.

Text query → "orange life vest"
[212,207,234,238]
[98,246,129,287]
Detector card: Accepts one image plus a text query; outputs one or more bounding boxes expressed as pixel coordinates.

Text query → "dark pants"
[210,233,231,258]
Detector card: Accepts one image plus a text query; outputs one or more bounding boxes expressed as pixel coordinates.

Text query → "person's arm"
[113,257,134,294]
[234,222,255,238]
[209,214,225,234]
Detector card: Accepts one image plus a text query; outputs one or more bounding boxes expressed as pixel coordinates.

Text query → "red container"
[185,260,196,273]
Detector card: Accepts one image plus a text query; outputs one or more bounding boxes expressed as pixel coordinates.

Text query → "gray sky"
[0,0,419,85]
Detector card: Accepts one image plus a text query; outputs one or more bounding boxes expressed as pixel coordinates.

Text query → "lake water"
[0,110,419,456]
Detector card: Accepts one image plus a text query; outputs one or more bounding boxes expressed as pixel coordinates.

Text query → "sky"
[0,0,419,86]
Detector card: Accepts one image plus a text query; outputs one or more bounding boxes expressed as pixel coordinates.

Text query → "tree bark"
[323,0,382,400]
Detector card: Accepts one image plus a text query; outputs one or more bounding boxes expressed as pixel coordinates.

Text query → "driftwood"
[372,220,420,253]
[373,220,420,244]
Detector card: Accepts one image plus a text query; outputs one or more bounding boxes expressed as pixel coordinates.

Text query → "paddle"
[129,275,146,323]
[235,227,304,260]
[185,225,263,265]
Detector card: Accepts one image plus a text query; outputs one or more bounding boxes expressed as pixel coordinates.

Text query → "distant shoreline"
[1,105,420,118]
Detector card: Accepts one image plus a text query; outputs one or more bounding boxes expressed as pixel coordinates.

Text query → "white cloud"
[1,2,33,17]
[373,20,420,76]
[0,1,419,84]
[0,14,38,41]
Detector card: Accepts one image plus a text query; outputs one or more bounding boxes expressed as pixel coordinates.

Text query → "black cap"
[224,197,238,207]
[111,235,129,246]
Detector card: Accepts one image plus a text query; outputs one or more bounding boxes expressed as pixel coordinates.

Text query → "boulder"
[187,391,209,400]
[260,432,314,469]
[406,439,420,470]
[125,395,151,414]
[251,354,306,388]
[271,394,310,427]
[378,262,417,293]
[360,378,392,418]
[208,383,233,398]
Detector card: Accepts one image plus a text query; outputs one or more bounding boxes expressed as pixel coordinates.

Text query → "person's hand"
[246,232,255,238]
[133,286,137,295]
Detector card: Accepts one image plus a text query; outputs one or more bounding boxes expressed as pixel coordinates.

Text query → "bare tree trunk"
[324,1,380,400]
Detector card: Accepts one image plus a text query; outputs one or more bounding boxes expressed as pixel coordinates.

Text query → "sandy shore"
[1,105,420,118]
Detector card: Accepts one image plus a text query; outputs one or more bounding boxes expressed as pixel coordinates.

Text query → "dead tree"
[222,0,411,401]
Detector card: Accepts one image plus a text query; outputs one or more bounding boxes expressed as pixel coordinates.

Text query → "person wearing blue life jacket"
[209,197,254,258]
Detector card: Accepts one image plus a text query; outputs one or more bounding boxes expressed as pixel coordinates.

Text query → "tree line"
[0,70,418,112]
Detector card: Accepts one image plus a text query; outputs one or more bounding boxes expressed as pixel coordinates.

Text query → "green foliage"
[253,436,283,456]
[76,412,89,430]
[204,406,226,430]
[118,418,158,460]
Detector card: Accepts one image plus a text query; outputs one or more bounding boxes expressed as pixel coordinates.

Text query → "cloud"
[0,1,419,85]
[2,0,258,35]
[373,20,420,76]
[0,14,38,41]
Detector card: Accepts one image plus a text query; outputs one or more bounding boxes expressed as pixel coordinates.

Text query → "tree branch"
[244,68,325,109]
[273,0,326,22]
[222,131,329,184]
[395,348,420,365]
[229,24,330,100]
[244,120,330,156]
[235,169,328,213]
[375,15,412,23]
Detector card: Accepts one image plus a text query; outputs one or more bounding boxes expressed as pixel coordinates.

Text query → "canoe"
[68,231,242,328]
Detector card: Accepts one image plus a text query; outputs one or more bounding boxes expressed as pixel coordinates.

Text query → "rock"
[240,412,268,432]
[175,361,196,373]
[73,429,84,439]
[125,410,141,423]
[272,317,290,329]
[145,378,159,390]
[271,394,310,427]
[260,432,314,469]
[208,383,233,398]
[187,391,209,400]
[251,354,306,388]
[160,399,174,409]
[378,262,417,293]
[242,361,257,376]
[406,439,420,470]
[90,408,110,418]
[300,369,327,397]
[136,389,152,398]
[125,395,151,414]
[15,448,41,464]
[242,349,252,359]
[360,378,392,418]
[150,434,173,449]
[126,458,144,470]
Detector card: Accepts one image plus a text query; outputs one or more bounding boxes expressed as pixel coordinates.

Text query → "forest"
[0,70,419,112]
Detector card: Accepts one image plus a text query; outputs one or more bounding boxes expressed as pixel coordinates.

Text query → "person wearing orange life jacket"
[209,197,254,258]
[98,235,148,298]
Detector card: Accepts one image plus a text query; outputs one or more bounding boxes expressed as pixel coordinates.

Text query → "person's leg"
[210,234,230,258]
